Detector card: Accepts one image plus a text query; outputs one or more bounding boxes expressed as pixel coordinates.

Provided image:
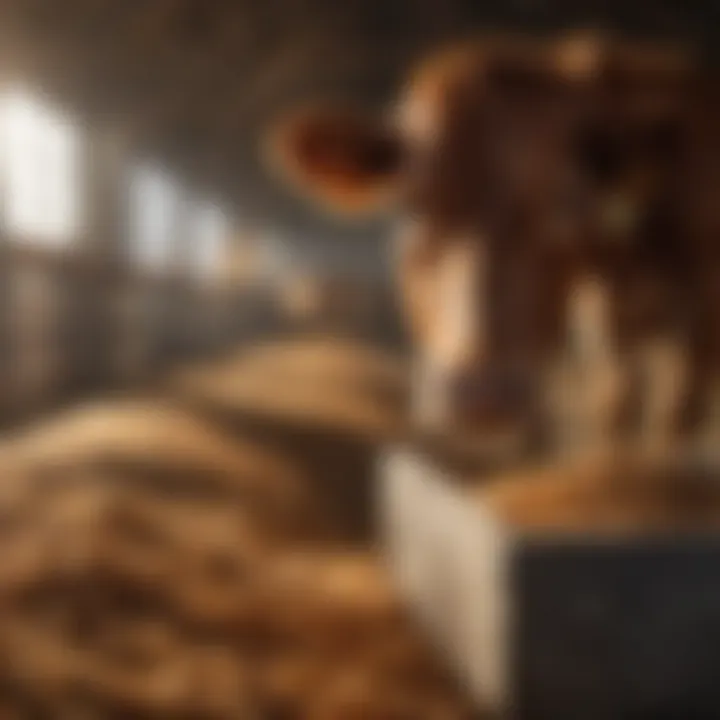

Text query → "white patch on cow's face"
[429,238,486,370]
[411,236,488,427]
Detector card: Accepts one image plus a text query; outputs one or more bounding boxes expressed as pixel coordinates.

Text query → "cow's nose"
[447,369,530,427]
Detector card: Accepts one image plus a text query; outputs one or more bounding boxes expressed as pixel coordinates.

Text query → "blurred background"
[0,2,715,718]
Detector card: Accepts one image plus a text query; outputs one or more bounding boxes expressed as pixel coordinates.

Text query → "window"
[128,165,179,271]
[0,90,83,245]
[188,200,228,278]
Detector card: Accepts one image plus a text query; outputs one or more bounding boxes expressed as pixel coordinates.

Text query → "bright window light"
[0,90,83,245]
[128,166,179,270]
[189,200,228,278]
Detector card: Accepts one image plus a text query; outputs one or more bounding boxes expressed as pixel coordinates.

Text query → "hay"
[479,451,720,532]
[0,345,475,717]
[166,337,415,543]
[0,398,308,538]
[246,548,475,719]
[170,336,410,442]
[0,475,474,718]
[0,475,265,718]
[4,398,295,486]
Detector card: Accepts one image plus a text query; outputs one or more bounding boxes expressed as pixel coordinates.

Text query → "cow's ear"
[264,106,405,215]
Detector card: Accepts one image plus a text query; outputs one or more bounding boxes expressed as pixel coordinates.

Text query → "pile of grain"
[0,474,473,717]
[169,336,410,442]
[248,550,475,718]
[167,336,414,543]
[0,348,476,718]
[0,398,308,538]
[0,478,264,717]
[479,450,720,533]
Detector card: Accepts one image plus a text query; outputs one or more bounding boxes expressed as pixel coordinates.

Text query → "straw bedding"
[0,338,477,719]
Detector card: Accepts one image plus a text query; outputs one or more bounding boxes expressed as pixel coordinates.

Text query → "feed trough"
[378,446,720,720]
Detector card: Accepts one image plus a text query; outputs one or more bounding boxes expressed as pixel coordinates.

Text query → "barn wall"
[0,118,293,427]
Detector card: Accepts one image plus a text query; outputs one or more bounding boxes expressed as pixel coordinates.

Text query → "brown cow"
[264,31,714,455]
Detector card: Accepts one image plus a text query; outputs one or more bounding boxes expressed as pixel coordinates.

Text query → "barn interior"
[0,2,718,718]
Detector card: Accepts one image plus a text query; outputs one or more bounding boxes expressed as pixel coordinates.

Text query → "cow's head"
[264,33,693,438]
